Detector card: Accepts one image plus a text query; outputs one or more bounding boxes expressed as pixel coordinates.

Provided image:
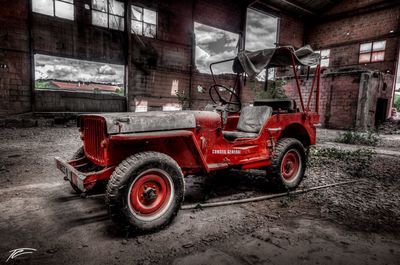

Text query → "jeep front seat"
[223,105,273,141]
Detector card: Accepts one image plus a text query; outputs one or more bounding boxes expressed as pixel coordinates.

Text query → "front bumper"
[54,157,115,192]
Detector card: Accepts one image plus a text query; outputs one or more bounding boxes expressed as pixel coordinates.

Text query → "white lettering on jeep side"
[212,150,241,155]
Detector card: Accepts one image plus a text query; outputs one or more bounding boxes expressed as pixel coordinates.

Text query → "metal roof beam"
[249,0,317,16]
[277,0,316,15]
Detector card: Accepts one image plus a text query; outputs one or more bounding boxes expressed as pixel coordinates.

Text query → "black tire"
[70,146,84,194]
[268,138,306,191]
[105,152,185,232]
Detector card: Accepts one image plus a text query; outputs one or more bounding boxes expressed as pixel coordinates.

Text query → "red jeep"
[55,46,321,231]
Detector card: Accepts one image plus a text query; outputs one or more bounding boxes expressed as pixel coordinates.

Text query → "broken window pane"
[109,0,124,16]
[360,43,372,53]
[55,1,74,20]
[131,5,157,38]
[143,9,156,24]
[34,54,125,96]
[144,23,156,37]
[92,0,125,31]
[109,15,124,31]
[131,20,143,35]
[245,8,278,51]
[373,41,386,51]
[194,22,239,74]
[92,10,108,28]
[371,51,385,62]
[32,0,54,16]
[131,5,143,20]
[92,0,107,12]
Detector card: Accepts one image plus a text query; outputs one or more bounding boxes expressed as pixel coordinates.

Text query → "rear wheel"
[105,152,184,232]
[268,138,306,191]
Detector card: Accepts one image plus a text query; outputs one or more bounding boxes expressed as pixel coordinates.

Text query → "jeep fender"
[109,130,208,175]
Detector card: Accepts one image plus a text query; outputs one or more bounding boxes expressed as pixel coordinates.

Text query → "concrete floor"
[0,127,399,265]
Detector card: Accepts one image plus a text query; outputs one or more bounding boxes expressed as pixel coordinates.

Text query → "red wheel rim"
[280,150,301,181]
[128,170,172,217]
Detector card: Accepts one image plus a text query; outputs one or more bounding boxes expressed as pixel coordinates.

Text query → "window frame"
[359,40,386,63]
[313,49,330,68]
[130,4,158,38]
[244,7,279,51]
[32,0,75,21]
[91,0,125,31]
[319,49,330,68]
[33,53,126,96]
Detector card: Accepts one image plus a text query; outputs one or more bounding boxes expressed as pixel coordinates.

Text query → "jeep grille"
[83,117,107,164]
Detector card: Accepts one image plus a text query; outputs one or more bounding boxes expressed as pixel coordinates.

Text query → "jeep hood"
[79,111,204,134]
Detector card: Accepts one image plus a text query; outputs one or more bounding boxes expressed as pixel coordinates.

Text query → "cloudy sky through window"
[34,54,125,85]
[245,8,278,51]
[194,22,239,74]
[245,9,278,80]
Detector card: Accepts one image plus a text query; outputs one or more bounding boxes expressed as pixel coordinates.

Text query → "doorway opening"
[375,98,388,127]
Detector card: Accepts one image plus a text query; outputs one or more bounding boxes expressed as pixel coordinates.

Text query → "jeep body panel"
[73,109,317,172]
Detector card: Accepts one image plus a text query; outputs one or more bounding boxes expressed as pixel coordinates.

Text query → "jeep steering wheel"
[209,84,241,112]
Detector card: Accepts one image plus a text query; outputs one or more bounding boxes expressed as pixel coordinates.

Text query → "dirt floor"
[0,126,399,265]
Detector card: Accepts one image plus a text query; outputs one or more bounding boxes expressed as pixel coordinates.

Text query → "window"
[131,5,157,38]
[92,0,125,31]
[194,22,239,74]
[245,8,278,80]
[34,54,125,96]
[359,40,386,63]
[315,49,330,67]
[245,8,278,51]
[32,0,74,20]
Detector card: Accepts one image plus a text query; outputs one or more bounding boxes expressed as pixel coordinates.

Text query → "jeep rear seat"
[223,105,272,141]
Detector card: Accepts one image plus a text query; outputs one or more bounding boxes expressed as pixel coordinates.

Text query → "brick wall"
[0,0,31,116]
[283,73,361,129]
[0,0,309,118]
[193,0,244,34]
[35,90,126,112]
[283,70,395,130]
[1,0,398,129]
[306,1,400,74]
[31,0,127,112]
[299,0,400,128]
[279,14,304,48]
[127,0,248,112]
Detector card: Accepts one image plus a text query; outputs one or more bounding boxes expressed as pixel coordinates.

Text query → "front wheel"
[105,152,184,232]
[268,138,307,191]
